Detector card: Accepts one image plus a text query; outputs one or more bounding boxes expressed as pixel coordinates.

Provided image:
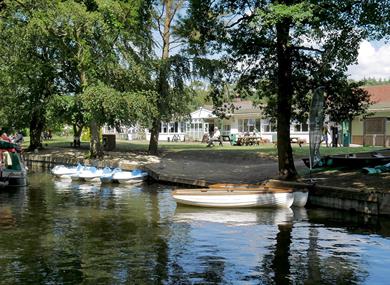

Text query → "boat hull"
[173,189,294,208]
[303,149,390,169]
[0,151,28,188]
[292,191,308,207]
[52,165,82,178]
[116,177,146,184]
[113,172,148,184]
[0,176,27,187]
[100,176,114,184]
[208,180,310,207]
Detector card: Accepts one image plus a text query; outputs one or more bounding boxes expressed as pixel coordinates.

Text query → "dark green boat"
[303,149,390,169]
[0,140,27,187]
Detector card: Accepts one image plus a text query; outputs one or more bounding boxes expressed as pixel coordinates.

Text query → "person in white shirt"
[207,127,221,147]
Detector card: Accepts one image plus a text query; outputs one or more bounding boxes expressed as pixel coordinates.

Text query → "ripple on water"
[0,173,390,284]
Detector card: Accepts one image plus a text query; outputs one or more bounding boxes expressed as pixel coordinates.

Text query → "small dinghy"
[112,169,148,184]
[100,167,122,184]
[172,186,294,208]
[208,180,310,207]
[51,163,83,179]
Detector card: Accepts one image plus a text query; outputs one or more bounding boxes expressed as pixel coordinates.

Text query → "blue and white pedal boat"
[51,163,83,179]
[112,169,148,184]
[100,168,122,184]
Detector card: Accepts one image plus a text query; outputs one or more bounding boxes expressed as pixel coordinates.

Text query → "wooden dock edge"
[145,166,390,216]
[25,155,390,216]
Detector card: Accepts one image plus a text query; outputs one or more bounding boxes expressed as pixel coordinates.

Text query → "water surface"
[0,173,390,284]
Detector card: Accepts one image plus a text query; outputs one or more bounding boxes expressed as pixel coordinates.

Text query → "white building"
[188,101,309,143]
[104,100,309,143]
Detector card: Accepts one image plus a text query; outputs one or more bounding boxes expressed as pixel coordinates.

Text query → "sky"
[348,40,390,80]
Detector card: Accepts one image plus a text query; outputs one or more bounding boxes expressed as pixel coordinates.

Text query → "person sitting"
[0,131,12,143]
[13,131,24,145]
[207,127,222,147]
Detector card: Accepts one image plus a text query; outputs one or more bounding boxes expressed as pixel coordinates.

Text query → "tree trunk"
[89,120,103,158]
[276,15,297,180]
[72,124,83,139]
[28,109,45,151]
[148,119,160,155]
[148,0,173,155]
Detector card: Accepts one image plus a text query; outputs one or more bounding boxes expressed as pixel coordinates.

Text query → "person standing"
[331,125,339,147]
[322,123,329,147]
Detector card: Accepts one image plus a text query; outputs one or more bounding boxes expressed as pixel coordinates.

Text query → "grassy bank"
[24,135,384,159]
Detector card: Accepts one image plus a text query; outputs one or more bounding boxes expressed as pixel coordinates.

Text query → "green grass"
[26,135,385,159]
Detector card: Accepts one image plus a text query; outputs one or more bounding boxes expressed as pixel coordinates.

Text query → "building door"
[363,117,386,146]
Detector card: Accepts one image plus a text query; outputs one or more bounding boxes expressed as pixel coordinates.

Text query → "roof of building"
[364,85,390,110]
[204,100,263,116]
[190,107,216,119]
[200,85,390,115]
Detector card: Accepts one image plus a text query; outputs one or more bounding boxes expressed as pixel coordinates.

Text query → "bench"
[207,136,223,147]
[290,137,306,147]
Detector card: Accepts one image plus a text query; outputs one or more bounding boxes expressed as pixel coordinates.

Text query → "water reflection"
[174,207,294,226]
[0,173,389,284]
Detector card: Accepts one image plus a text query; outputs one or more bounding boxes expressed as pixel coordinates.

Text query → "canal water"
[1,173,390,284]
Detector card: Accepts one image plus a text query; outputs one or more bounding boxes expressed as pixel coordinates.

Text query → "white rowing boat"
[172,187,294,208]
[208,180,310,207]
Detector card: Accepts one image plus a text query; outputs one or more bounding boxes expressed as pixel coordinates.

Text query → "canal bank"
[24,148,390,216]
[24,147,160,172]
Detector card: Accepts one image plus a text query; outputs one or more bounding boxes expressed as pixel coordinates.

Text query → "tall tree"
[0,0,155,157]
[0,0,60,150]
[43,0,154,157]
[148,0,192,155]
[181,0,390,179]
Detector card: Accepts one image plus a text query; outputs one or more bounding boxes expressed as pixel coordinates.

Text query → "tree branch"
[292,46,324,53]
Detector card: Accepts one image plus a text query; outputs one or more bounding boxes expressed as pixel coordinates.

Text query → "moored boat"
[78,166,108,182]
[70,166,92,182]
[100,167,122,184]
[112,169,148,184]
[302,148,390,169]
[0,141,27,187]
[208,179,310,207]
[51,164,148,184]
[172,186,294,208]
[51,163,83,179]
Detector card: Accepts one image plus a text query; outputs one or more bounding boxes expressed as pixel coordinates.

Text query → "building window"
[238,118,261,133]
[262,119,271,132]
[238,119,243,132]
[222,124,231,135]
[292,121,309,132]
[180,122,186,133]
[162,123,168,133]
[256,119,261,132]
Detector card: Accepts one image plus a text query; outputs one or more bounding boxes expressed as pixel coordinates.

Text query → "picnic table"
[234,136,269,146]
